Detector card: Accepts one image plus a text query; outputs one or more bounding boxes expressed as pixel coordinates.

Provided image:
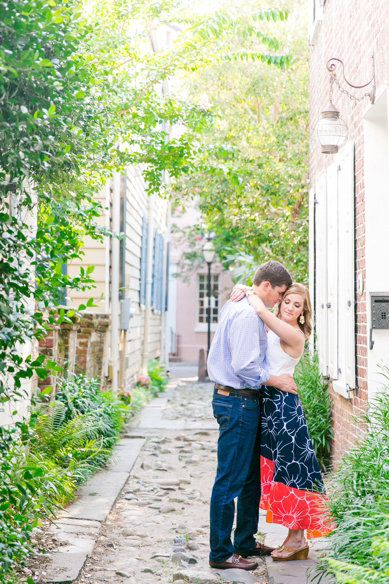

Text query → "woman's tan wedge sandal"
[271,545,309,562]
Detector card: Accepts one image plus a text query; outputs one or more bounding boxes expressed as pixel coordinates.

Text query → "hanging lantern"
[316,102,348,154]
[317,56,376,155]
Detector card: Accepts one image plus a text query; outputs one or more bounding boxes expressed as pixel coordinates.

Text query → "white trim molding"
[308,0,325,44]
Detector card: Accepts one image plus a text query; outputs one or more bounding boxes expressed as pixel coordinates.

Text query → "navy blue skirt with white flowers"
[260,386,333,538]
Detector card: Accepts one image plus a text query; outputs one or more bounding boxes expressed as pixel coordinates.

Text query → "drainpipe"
[119,172,127,389]
[111,171,121,392]
[142,193,155,376]
[103,182,111,381]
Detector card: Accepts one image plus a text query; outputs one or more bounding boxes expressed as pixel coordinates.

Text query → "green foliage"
[31,376,128,480]
[148,358,168,396]
[294,351,334,473]
[0,423,40,576]
[0,375,128,578]
[171,0,309,283]
[127,386,151,415]
[119,359,168,406]
[315,382,389,584]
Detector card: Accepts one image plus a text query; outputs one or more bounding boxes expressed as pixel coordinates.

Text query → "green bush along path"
[1,360,166,582]
[315,371,389,584]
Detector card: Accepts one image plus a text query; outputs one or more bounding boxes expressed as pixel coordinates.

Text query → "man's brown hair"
[253,260,292,289]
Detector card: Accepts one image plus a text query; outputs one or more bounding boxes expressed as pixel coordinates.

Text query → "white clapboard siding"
[315,172,328,376]
[338,141,356,390]
[326,161,339,380]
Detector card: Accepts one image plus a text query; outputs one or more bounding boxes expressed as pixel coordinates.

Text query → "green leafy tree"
[170,0,309,283]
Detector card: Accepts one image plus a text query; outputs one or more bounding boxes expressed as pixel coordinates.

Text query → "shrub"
[0,375,129,579]
[315,388,389,583]
[55,376,127,448]
[148,359,168,396]
[0,422,76,577]
[294,351,334,472]
[119,360,168,408]
[30,376,129,482]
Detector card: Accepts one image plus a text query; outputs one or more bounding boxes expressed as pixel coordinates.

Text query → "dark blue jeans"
[209,389,261,562]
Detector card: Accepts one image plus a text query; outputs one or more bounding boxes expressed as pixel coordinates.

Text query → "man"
[207,260,297,571]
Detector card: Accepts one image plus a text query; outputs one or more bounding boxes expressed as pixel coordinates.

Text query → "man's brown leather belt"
[215,383,259,398]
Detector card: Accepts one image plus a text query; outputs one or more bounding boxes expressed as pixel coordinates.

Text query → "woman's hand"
[230,284,249,302]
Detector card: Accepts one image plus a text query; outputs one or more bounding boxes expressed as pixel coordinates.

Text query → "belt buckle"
[217,389,230,396]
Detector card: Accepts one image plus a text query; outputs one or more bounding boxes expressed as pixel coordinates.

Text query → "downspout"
[119,172,127,389]
[142,193,154,375]
[111,171,121,392]
[103,182,111,382]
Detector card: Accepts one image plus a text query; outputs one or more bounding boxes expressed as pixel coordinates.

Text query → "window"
[308,0,325,44]
[315,141,356,398]
[197,274,220,328]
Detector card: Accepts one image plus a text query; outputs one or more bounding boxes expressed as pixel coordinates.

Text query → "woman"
[230,283,333,561]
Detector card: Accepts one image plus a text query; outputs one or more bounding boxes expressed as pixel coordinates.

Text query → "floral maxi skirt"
[260,386,333,539]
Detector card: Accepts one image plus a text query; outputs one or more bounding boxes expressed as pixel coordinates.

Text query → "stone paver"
[72,377,267,584]
[30,366,330,584]
[40,438,145,582]
[258,507,333,583]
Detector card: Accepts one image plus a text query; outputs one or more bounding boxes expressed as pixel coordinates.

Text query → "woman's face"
[279,293,305,324]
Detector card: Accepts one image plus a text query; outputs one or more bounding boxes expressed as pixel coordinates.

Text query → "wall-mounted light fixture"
[316,56,376,154]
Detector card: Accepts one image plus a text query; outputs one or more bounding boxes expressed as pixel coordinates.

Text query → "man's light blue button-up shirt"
[207,297,270,390]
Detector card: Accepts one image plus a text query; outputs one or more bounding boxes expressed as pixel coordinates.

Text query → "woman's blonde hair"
[275,283,312,339]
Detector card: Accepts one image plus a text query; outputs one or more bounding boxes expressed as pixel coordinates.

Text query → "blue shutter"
[151,231,157,309]
[139,216,148,305]
[157,234,164,312]
[164,242,170,312]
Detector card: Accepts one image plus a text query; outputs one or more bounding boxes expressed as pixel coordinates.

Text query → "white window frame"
[308,0,325,44]
[195,273,220,332]
[315,141,356,398]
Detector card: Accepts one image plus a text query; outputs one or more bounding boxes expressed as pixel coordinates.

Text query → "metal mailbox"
[370,292,389,349]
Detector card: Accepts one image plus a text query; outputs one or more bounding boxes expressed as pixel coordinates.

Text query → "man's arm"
[229,313,270,388]
[229,311,298,394]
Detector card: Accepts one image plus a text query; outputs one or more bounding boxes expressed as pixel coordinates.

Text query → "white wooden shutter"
[315,172,328,376]
[326,162,339,380]
[309,188,315,353]
[338,141,356,389]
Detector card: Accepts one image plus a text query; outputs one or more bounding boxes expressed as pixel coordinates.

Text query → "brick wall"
[38,314,110,394]
[310,0,389,463]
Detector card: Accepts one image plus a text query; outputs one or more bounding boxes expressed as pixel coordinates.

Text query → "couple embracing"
[208,260,332,571]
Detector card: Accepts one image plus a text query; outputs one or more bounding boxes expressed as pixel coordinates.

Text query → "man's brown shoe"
[234,541,276,557]
[209,554,258,571]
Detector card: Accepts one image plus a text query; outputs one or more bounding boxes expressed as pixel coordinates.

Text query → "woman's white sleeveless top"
[266,329,303,376]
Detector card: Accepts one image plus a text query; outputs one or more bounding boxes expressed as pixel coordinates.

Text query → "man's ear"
[261,281,271,292]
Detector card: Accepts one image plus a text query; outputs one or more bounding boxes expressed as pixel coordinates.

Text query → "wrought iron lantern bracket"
[326,55,376,105]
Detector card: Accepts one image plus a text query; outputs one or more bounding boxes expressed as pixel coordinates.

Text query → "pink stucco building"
[167,202,234,363]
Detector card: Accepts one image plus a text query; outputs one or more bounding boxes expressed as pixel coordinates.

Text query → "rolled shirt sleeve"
[229,312,270,388]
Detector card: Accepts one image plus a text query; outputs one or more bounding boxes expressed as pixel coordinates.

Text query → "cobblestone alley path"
[75,368,268,584]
